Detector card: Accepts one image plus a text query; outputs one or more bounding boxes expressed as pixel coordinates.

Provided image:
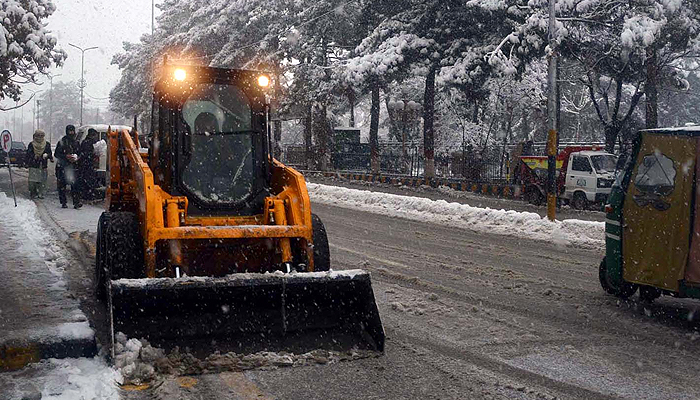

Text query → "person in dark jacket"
[55,125,82,209]
[76,128,99,201]
[25,129,54,199]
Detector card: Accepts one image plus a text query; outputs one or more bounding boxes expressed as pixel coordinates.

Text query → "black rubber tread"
[598,257,617,295]
[639,285,662,303]
[527,189,543,206]
[598,256,638,299]
[95,212,112,301]
[311,214,331,272]
[571,191,588,210]
[106,212,144,280]
[616,280,639,299]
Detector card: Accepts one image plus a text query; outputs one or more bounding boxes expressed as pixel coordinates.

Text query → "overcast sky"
[3,1,160,122]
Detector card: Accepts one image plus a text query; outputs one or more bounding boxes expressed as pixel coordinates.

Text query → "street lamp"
[68,43,98,126]
[48,73,61,144]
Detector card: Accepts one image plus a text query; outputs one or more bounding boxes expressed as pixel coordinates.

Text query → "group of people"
[24,125,102,208]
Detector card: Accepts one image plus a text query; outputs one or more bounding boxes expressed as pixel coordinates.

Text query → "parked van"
[76,124,131,185]
[561,150,618,209]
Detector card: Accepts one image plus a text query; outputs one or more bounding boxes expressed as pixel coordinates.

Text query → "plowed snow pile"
[307,183,604,248]
[113,332,378,385]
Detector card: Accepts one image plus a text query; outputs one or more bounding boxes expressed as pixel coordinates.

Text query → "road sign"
[1,129,17,206]
[1,130,11,153]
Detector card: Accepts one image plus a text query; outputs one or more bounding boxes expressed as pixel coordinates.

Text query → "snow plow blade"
[109,269,385,353]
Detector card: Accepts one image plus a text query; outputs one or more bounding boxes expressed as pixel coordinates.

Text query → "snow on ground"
[112,330,378,386]
[0,192,120,399]
[307,183,604,248]
[1,357,120,400]
[0,192,92,342]
[48,201,104,233]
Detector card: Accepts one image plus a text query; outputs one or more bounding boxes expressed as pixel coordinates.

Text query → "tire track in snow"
[330,242,693,364]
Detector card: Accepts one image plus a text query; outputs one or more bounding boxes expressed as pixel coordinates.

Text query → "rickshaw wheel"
[639,286,661,303]
[599,258,617,295]
[599,257,638,298]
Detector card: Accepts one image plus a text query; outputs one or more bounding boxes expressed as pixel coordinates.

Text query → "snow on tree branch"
[0,0,66,101]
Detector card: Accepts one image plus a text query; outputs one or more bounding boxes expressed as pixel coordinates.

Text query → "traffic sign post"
[1,130,17,207]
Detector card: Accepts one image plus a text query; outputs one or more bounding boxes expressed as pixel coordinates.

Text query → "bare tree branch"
[0,94,36,111]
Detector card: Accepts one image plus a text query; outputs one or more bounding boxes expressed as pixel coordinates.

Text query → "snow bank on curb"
[306,183,604,248]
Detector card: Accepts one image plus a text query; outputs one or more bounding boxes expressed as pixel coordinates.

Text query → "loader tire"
[106,212,144,280]
[95,212,112,302]
[312,214,331,272]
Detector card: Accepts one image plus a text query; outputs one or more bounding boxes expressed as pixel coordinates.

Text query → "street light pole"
[48,73,61,145]
[546,0,558,221]
[69,43,98,126]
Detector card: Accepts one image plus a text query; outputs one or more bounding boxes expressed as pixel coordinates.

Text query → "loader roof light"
[174,68,187,82]
[257,75,270,88]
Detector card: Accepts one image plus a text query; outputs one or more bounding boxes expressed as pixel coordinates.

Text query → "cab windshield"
[590,154,617,174]
[179,83,255,204]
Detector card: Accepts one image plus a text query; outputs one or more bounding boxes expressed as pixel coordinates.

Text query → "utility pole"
[69,43,98,126]
[152,0,155,35]
[546,0,558,222]
[48,73,61,145]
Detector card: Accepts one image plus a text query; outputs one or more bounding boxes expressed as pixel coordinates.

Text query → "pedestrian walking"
[77,128,99,201]
[24,129,53,199]
[54,125,82,209]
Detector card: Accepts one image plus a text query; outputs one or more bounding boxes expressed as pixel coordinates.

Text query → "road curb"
[0,336,97,372]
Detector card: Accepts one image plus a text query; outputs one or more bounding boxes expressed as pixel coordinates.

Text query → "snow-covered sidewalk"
[307,183,605,248]
[0,192,119,399]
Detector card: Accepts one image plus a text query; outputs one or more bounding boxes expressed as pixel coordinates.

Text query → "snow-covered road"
[3,168,700,400]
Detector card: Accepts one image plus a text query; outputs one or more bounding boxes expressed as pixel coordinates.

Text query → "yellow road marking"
[220,372,275,400]
[118,383,151,391]
[177,376,198,388]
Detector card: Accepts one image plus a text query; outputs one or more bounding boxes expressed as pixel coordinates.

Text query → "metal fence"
[282,139,618,186]
[282,142,519,183]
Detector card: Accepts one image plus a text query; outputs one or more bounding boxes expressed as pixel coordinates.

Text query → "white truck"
[561,150,618,209]
[517,146,618,209]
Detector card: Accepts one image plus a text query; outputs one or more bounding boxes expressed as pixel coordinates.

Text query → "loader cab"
[150,65,272,216]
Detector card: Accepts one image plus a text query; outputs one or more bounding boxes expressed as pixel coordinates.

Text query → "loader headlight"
[257,75,270,87]
[174,68,187,81]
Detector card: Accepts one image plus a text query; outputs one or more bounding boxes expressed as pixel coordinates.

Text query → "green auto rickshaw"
[600,126,700,302]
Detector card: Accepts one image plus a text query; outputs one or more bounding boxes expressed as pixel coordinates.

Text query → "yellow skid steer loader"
[95,64,384,357]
